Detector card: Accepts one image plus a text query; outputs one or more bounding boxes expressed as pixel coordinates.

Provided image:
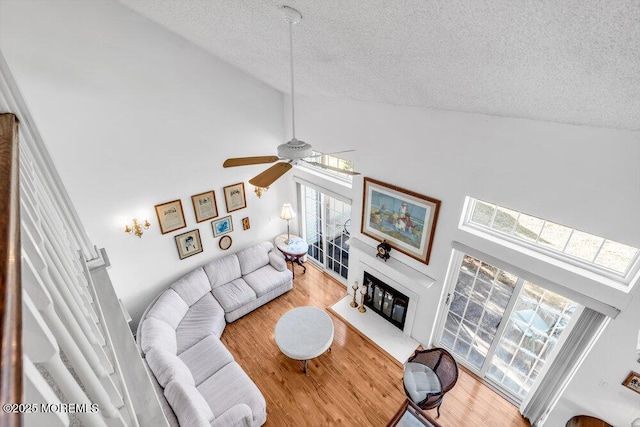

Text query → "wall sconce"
[124,219,150,238]
[254,186,269,198]
[279,203,296,244]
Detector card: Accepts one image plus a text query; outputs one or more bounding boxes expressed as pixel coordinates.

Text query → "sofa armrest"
[268,250,287,272]
[210,403,253,427]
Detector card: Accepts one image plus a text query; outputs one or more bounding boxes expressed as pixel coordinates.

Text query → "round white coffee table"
[274,306,334,374]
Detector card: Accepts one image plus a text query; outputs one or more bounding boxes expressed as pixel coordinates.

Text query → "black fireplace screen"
[363,271,409,330]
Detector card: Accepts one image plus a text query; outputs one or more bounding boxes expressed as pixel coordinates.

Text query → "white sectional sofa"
[137,242,293,427]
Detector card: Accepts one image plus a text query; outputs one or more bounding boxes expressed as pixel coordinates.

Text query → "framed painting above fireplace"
[361,177,441,264]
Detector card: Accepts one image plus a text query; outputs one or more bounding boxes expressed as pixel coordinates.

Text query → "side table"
[275,234,308,278]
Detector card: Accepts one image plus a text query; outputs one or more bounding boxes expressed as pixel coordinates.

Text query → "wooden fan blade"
[303,161,361,175]
[223,156,280,167]
[249,162,293,188]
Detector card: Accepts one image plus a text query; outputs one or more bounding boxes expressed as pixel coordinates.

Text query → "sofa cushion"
[212,278,257,313]
[170,267,212,307]
[146,289,189,329]
[210,404,253,427]
[165,380,214,427]
[403,362,442,404]
[176,293,226,354]
[146,349,195,387]
[236,242,273,276]
[204,254,242,289]
[140,317,177,355]
[243,265,293,297]
[179,335,234,386]
[197,362,267,422]
[268,250,287,272]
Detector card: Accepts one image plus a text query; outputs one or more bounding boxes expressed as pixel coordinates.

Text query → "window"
[299,151,355,183]
[465,198,639,280]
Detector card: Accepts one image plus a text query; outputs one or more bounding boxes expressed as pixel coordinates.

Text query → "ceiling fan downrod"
[278,6,312,160]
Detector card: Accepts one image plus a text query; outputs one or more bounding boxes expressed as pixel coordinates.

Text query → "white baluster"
[24,356,70,427]
[23,294,110,427]
[23,236,126,410]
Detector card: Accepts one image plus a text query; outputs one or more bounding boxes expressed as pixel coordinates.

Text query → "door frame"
[296,180,352,284]
[434,248,582,405]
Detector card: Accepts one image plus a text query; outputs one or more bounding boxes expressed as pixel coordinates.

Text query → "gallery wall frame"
[219,235,232,250]
[175,229,203,260]
[242,217,250,230]
[622,371,640,394]
[155,199,187,234]
[212,215,233,237]
[361,177,441,264]
[223,182,247,213]
[191,190,219,223]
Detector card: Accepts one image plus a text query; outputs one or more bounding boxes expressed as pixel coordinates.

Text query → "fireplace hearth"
[363,271,409,330]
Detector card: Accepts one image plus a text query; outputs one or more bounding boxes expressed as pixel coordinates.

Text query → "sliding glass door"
[438,253,577,402]
[301,184,351,281]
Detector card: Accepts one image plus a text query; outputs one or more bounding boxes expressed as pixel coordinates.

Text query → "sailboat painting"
[361,177,441,264]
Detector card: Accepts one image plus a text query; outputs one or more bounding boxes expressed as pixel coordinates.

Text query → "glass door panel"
[326,197,351,279]
[487,282,576,398]
[441,255,516,370]
[304,186,323,263]
[301,185,351,281]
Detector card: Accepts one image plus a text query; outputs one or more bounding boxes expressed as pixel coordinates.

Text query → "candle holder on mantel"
[350,281,359,308]
[358,285,367,313]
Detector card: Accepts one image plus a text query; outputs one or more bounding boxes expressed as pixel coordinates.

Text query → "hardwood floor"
[221,263,531,426]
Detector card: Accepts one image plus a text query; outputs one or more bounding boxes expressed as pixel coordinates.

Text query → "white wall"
[291,95,640,424]
[0,0,295,330]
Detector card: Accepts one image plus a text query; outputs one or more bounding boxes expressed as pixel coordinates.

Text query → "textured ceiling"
[116,0,640,131]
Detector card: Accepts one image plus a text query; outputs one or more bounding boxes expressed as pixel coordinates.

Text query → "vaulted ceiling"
[117,0,640,131]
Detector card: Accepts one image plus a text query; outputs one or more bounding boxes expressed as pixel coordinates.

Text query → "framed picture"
[211,215,233,237]
[361,177,441,264]
[219,235,232,250]
[622,371,640,394]
[242,217,250,230]
[223,182,247,212]
[191,190,219,223]
[175,229,203,260]
[155,199,186,234]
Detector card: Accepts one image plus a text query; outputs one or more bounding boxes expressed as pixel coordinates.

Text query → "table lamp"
[280,203,296,244]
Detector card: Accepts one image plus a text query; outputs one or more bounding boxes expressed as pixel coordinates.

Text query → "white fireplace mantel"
[347,237,435,289]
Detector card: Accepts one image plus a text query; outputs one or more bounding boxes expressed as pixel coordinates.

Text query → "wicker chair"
[403,348,459,418]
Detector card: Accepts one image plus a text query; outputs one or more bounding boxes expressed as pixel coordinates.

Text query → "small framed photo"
[212,215,233,237]
[155,199,186,234]
[219,235,232,250]
[622,371,640,394]
[242,217,250,230]
[175,229,203,260]
[191,190,219,223]
[223,182,247,212]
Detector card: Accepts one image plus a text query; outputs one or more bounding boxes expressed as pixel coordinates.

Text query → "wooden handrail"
[0,113,22,427]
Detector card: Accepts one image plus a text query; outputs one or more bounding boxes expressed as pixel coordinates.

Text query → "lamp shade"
[280,203,296,221]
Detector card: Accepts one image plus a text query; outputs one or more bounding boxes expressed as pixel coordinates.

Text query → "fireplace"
[363,271,409,330]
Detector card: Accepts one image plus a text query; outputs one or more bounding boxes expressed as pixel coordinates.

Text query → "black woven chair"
[403,348,459,418]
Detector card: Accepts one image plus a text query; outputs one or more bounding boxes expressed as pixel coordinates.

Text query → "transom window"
[300,151,355,182]
[464,198,639,279]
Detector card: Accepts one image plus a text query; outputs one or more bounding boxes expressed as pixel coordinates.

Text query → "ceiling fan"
[223,6,360,189]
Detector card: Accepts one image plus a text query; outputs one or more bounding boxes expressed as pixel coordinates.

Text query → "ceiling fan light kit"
[222,5,359,191]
